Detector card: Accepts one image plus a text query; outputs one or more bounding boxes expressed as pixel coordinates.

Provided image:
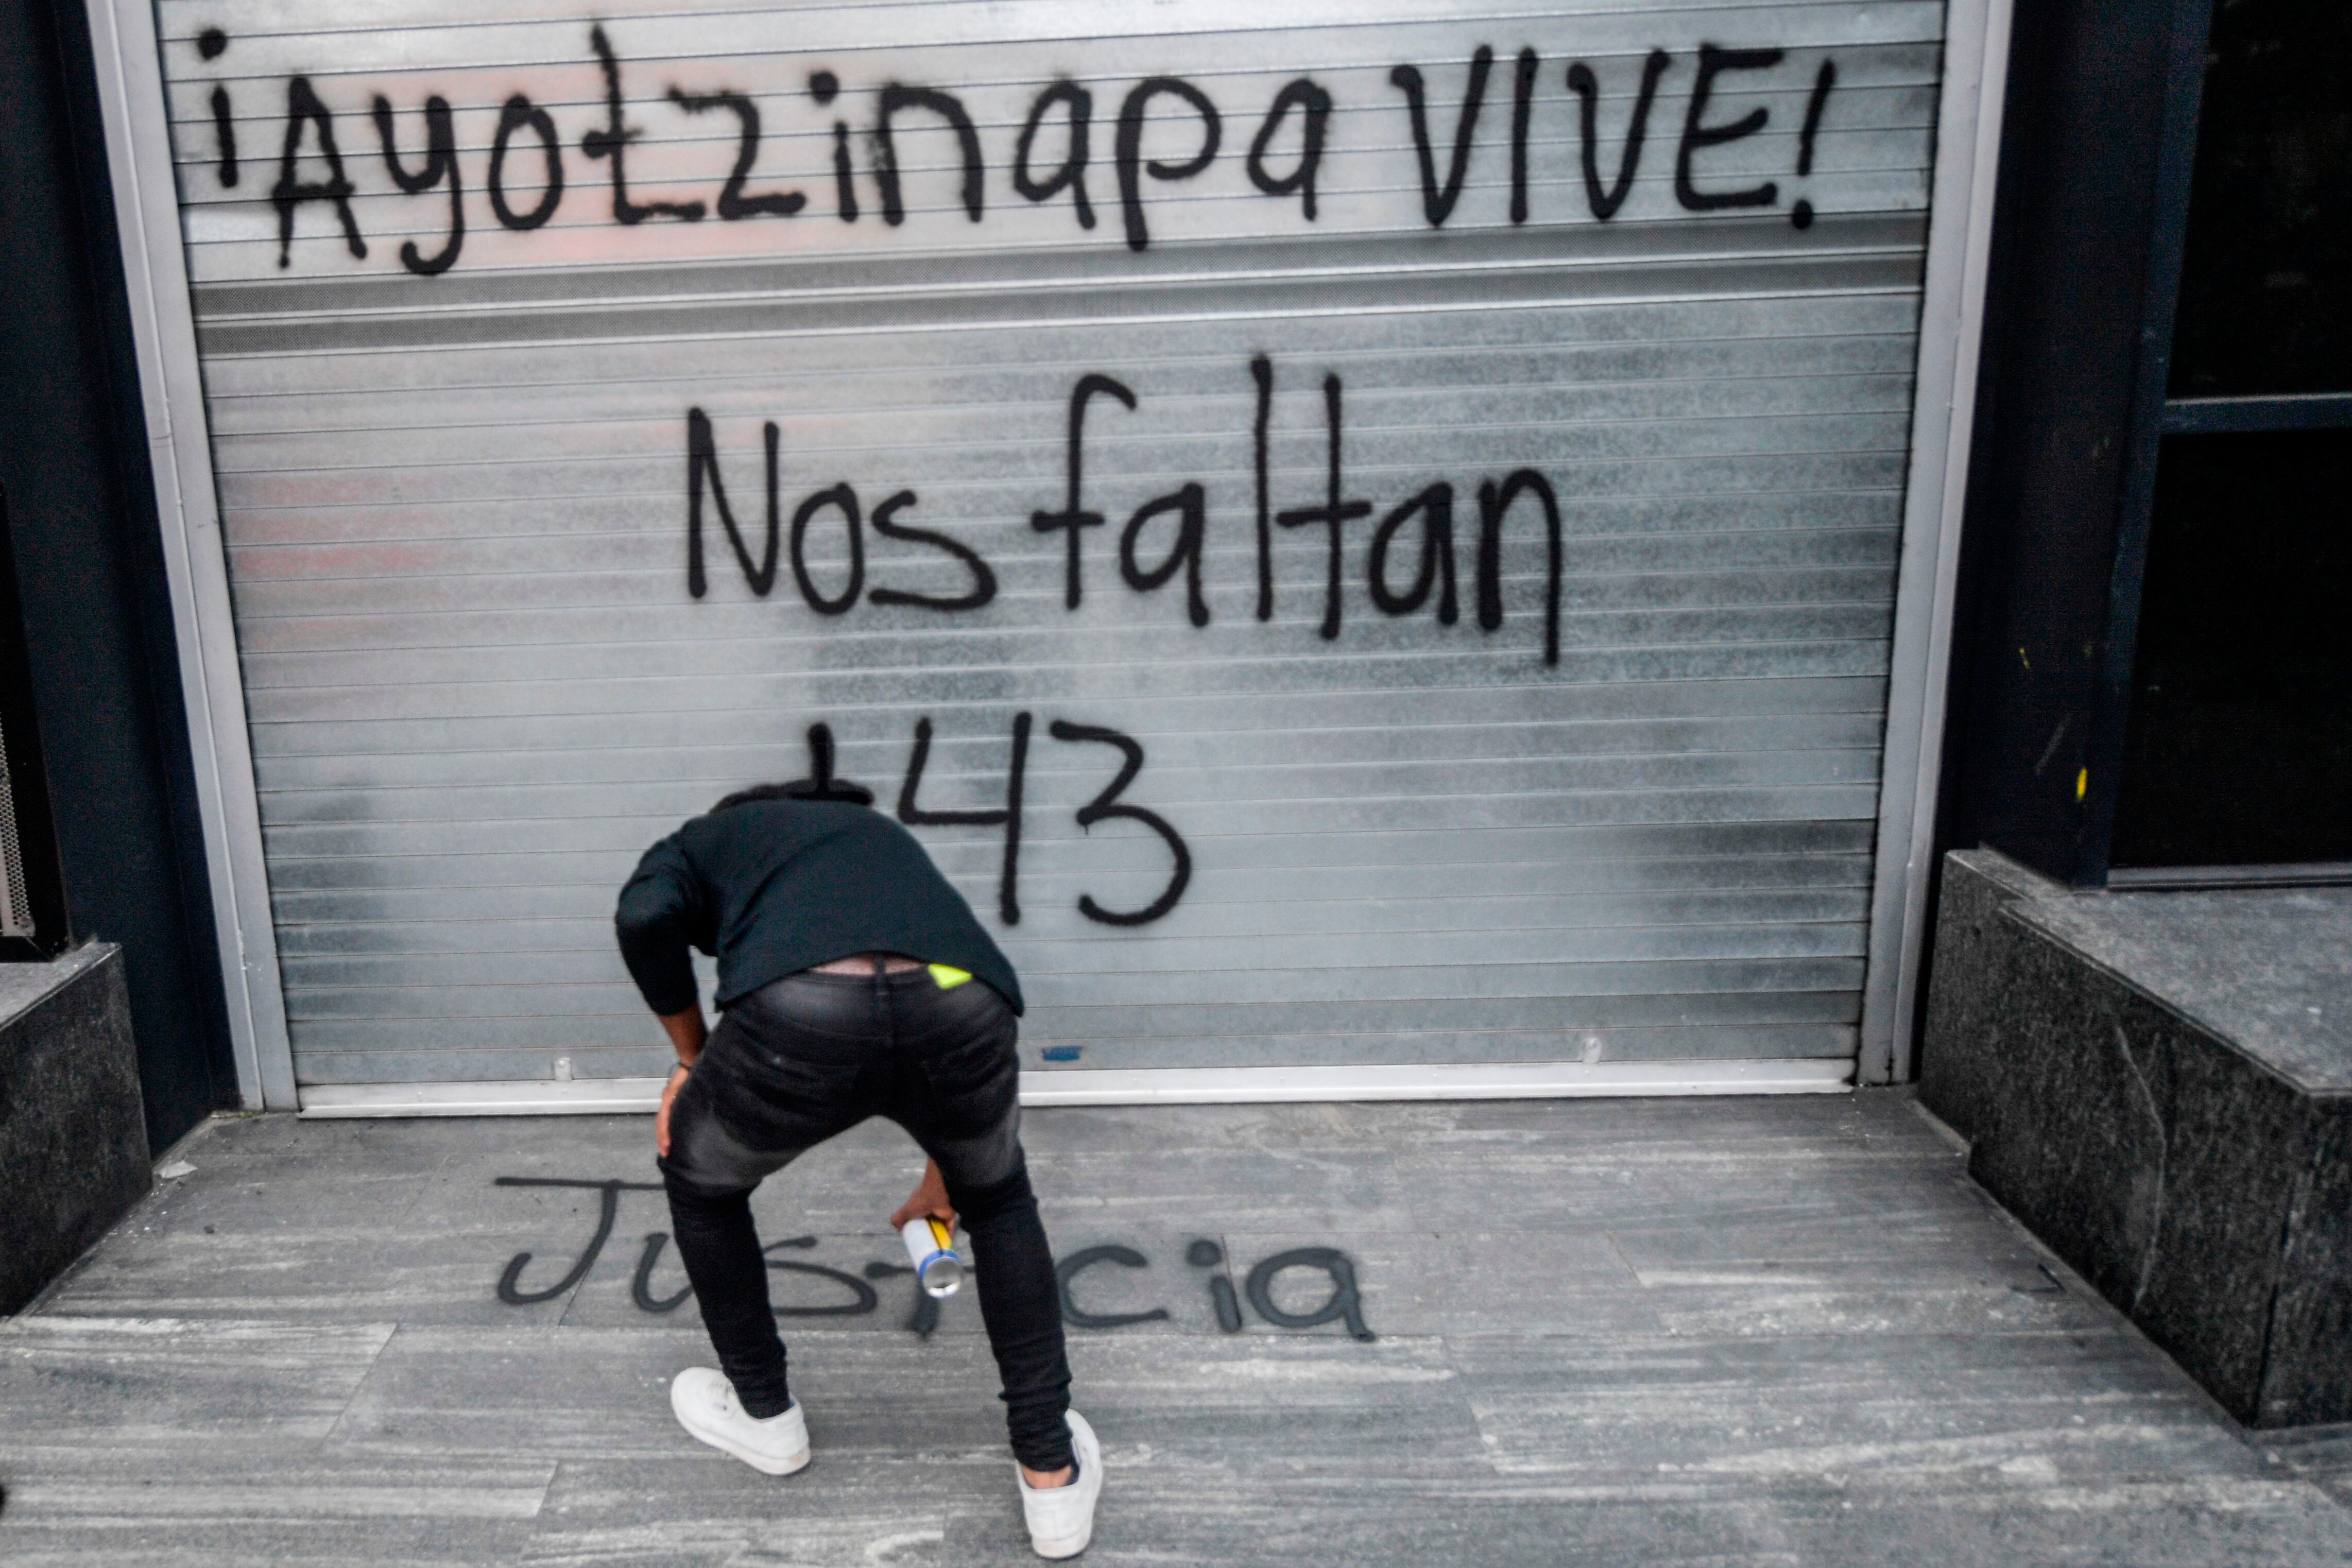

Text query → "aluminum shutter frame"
[142,0,1944,1092]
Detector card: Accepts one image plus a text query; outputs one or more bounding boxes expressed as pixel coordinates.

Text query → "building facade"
[2,0,2338,1141]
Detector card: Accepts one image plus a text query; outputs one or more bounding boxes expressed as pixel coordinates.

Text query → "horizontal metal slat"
[257,817,1876,883]
[268,849,1870,925]
[271,950,1872,1016]
[281,1020,1860,1084]
[252,713,1887,795]
[198,289,1925,399]
[242,674,1889,755]
[278,916,1866,995]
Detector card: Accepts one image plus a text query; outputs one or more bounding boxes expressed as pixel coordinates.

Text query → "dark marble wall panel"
[1921,848,2349,1427]
[1963,929,2285,1418]
[0,945,150,1314]
[1919,849,2061,1143]
[2266,1100,2352,1426]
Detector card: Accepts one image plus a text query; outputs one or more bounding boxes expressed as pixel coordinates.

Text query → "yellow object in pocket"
[928,964,973,990]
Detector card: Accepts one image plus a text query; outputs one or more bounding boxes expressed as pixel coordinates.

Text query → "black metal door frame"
[1940,0,2352,893]
[2087,0,2352,888]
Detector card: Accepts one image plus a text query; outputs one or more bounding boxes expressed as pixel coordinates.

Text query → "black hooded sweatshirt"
[614,798,1022,1018]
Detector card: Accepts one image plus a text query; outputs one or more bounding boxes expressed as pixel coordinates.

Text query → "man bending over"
[615,752,1100,1558]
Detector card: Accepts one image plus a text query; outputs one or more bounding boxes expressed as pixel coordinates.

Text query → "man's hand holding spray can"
[900,1215,965,1298]
[890,1157,965,1299]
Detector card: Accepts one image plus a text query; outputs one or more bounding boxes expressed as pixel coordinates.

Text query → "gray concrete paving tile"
[1629,1255,2112,1338]
[1441,1090,1918,1143]
[1383,1142,1985,1232]
[0,1316,393,1440]
[522,1456,959,1567]
[395,1164,669,1242]
[1109,1472,2352,1568]
[128,1162,438,1237]
[1771,1476,2352,1566]
[1028,1095,1914,1164]
[0,1541,535,1568]
[331,1325,1046,1462]
[330,1323,756,1460]
[1449,1329,2266,1485]
[284,1114,623,1172]
[2262,1427,2352,1511]
[39,1226,580,1326]
[150,1113,488,1201]
[1220,1228,1659,1338]
[931,1471,1796,1568]
[1054,1331,1487,1473]
[926,1467,2352,1568]
[328,1320,1481,1475]
[1015,1103,2002,1237]
[0,1444,550,1568]
[1244,1091,1952,1176]
[25,1122,445,1318]
[1605,1217,2048,1274]
[1589,1187,2043,1277]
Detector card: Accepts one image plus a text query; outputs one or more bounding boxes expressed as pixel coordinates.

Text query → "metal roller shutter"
[146,0,1946,1095]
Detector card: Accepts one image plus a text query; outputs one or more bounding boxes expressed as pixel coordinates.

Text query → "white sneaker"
[1017,1410,1102,1559]
[669,1367,811,1475]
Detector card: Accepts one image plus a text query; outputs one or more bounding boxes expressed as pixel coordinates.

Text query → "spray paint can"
[899,1216,964,1298]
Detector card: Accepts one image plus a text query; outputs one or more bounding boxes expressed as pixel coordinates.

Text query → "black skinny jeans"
[658,964,1073,1471]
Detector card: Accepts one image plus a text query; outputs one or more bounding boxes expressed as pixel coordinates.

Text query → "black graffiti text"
[685,354,1564,666]
[495,1177,1374,1341]
[217,24,1844,273]
[895,711,1189,928]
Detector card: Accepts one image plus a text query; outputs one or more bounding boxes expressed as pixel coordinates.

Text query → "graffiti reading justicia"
[492,1176,1376,1341]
